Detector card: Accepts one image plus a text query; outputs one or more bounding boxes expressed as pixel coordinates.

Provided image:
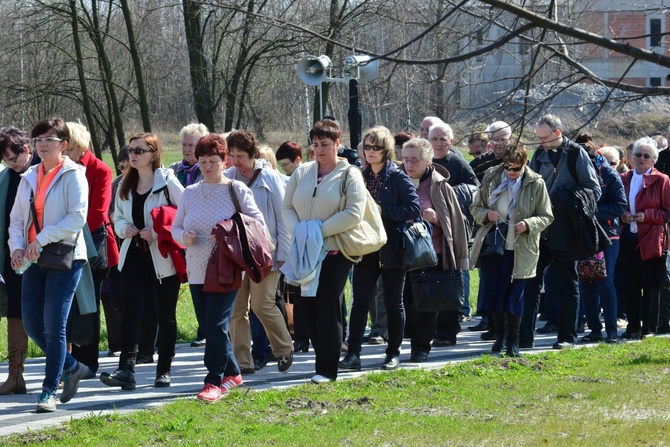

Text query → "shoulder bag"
[333,167,387,262]
[89,223,109,270]
[402,219,439,272]
[480,221,508,257]
[30,192,76,271]
[409,237,464,312]
[659,211,670,289]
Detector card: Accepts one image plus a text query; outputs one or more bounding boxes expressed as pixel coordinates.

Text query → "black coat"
[363,161,421,268]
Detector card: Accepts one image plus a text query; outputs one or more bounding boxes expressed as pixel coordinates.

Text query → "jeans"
[22,261,83,394]
[459,269,471,317]
[250,310,271,363]
[579,239,619,338]
[190,284,240,385]
[350,253,406,358]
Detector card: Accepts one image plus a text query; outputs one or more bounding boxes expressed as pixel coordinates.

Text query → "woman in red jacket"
[618,136,670,339]
[65,122,120,377]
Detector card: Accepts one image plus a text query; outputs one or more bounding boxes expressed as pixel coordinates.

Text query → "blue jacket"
[363,161,420,268]
[596,163,627,239]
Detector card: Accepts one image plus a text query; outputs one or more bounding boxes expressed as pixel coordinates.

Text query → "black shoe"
[410,352,429,363]
[468,321,489,332]
[480,330,496,341]
[491,339,505,354]
[339,353,361,370]
[536,324,559,334]
[240,367,256,374]
[293,340,309,353]
[552,341,574,350]
[432,339,456,347]
[518,340,534,349]
[154,372,171,388]
[581,333,603,343]
[576,323,586,333]
[656,326,670,335]
[136,354,154,364]
[621,330,642,340]
[277,352,293,372]
[100,369,136,391]
[83,370,97,380]
[254,358,268,371]
[605,335,619,344]
[381,355,399,370]
[190,338,206,348]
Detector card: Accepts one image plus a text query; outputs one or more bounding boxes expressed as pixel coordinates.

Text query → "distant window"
[650,18,662,47]
[650,77,662,87]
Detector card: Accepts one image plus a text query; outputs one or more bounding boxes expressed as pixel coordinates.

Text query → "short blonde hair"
[257,145,277,169]
[598,146,620,166]
[362,126,395,162]
[179,123,209,140]
[66,121,91,151]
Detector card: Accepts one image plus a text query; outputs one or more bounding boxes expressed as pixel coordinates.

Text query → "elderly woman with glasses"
[618,137,670,340]
[101,133,184,391]
[338,126,420,371]
[396,138,469,362]
[8,117,90,412]
[470,145,553,356]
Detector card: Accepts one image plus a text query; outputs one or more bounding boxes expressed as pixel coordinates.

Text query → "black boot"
[491,312,506,353]
[505,314,522,357]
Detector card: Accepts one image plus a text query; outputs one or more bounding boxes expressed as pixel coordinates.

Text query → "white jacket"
[9,157,89,261]
[113,167,184,279]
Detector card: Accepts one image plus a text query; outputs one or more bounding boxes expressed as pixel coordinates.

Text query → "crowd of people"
[0,112,669,410]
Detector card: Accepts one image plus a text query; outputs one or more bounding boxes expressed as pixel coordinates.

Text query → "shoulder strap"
[567,147,578,182]
[30,191,41,234]
[247,168,262,188]
[163,172,173,206]
[340,166,355,197]
[229,180,241,213]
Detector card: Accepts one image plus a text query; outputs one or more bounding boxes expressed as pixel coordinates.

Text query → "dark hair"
[503,144,528,166]
[575,133,597,157]
[119,133,162,200]
[0,126,31,158]
[195,133,228,160]
[468,132,489,145]
[31,117,70,142]
[276,141,302,162]
[226,131,258,159]
[118,145,130,163]
[309,120,341,142]
[394,132,414,148]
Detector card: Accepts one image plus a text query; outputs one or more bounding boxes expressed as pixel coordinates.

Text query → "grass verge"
[3,337,669,446]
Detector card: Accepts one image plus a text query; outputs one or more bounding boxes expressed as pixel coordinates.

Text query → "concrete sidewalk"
[0,318,586,438]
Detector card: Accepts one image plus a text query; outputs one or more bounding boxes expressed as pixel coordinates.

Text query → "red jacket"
[79,150,120,267]
[621,167,670,260]
[205,213,273,293]
[150,205,188,283]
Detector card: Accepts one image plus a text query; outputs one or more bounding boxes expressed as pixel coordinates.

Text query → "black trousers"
[403,270,438,355]
[295,254,352,380]
[619,236,661,334]
[118,243,180,374]
[71,268,107,372]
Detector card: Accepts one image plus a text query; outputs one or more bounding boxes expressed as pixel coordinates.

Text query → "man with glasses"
[470,122,511,183]
[522,114,601,350]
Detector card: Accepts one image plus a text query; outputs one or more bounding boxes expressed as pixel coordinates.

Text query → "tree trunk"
[119,0,151,132]
[182,0,216,131]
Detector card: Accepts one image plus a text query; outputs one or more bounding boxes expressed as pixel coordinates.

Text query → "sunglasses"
[363,145,384,151]
[504,165,523,172]
[634,152,651,159]
[128,148,156,155]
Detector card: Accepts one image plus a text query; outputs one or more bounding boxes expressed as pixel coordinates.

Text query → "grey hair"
[598,146,620,165]
[632,136,660,162]
[402,137,434,162]
[179,123,209,140]
[651,135,668,151]
[428,122,454,140]
[537,114,563,133]
[486,121,511,139]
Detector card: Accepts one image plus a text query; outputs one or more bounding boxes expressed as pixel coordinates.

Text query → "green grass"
[3,337,669,445]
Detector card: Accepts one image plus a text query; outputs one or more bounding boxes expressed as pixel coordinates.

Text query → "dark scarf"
[175,160,201,187]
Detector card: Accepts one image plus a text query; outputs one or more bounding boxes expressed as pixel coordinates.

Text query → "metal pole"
[348,79,361,149]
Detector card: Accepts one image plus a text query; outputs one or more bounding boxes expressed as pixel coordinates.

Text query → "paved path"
[0,318,591,438]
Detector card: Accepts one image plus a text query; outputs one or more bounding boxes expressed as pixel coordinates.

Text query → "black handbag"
[30,193,76,271]
[659,212,670,289]
[89,224,109,270]
[409,238,464,312]
[480,221,508,257]
[402,219,439,272]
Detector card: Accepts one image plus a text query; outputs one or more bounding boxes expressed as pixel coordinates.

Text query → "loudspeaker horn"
[344,55,379,82]
[297,55,332,86]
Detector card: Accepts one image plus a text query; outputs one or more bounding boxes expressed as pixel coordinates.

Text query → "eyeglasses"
[402,158,424,166]
[3,152,21,165]
[504,165,524,172]
[363,145,384,151]
[634,153,652,159]
[32,137,63,146]
[128,148,156,155]
[469,151,482,157]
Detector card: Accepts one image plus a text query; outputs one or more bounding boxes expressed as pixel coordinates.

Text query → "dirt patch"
[284,396,373,414]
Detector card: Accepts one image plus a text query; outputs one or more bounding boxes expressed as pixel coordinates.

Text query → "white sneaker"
[311,374,332,384]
